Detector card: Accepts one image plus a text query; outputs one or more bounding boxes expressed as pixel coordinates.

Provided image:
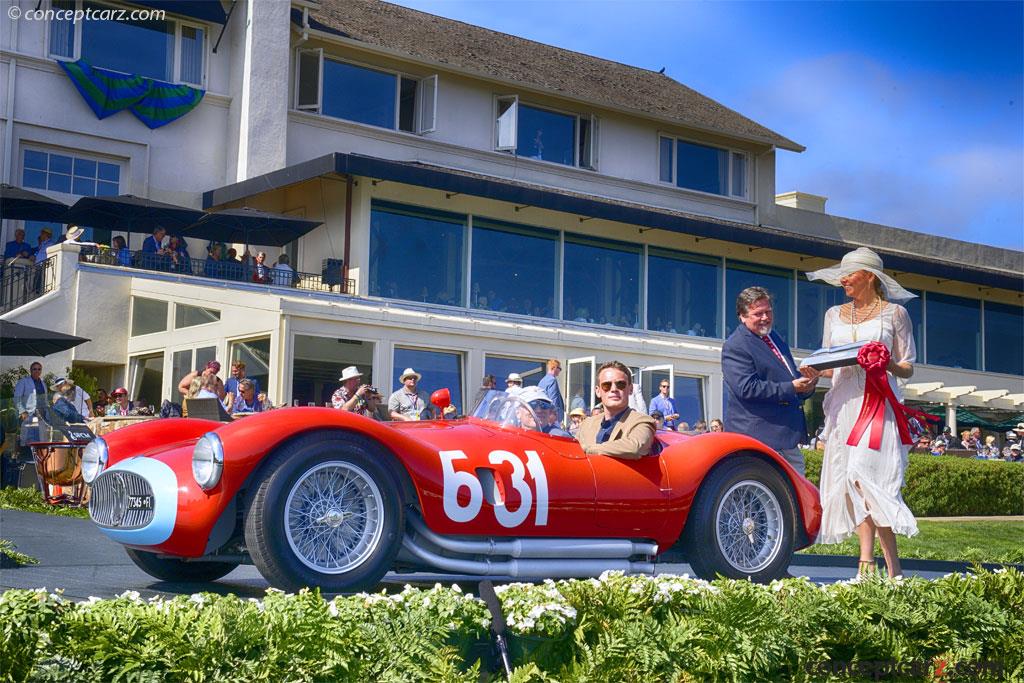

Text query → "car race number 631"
[439,450,549,527]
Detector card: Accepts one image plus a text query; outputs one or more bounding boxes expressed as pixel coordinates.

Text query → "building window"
[495,97,597,169]
[230,337,272,399]
[984,302,1022,375]
[129,352,164,406]
[296,51,437,133]
[369,201,466,307]
[171,346,216,394]
[563,235,641,328]
[659,135,748,198]
[22,147,121,244]
[926,292,981,370]
[483,356,548,390]
[130,297,168,336]
[49,0,205,86]
[647,248,721,337]
[471,218,558,318]
[673,375,706,427]
[902,289,924,356]
[393,347,464,415]
[726,261,793,342]
[796,275,845,350]
[174,304,220,329]
[292,335,374,408]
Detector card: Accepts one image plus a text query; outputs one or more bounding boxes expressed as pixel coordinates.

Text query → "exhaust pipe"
[408,515,658,559]
[401,536,656,578]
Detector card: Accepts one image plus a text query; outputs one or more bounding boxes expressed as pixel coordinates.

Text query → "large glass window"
[130,297,168,336]
[369,201,466,306]
[984,302,1023,375]
[926,293,981,370]
[903,289,924,355]
[393,347,464,415]
[230,337,271,400]
[673,375,706,427]
[322,60,397,129]
[563,235,641,328]
[484,356,547,389]
[292,335,374,408]
[517,104,576,166]
[659,136,747,198]
[21,148,120,244]
[726,261,793,342]
[647,248,720,337]
[129,352,163,406]
[171,346,216,394]
[471,218,558,318]
[174,304,220,328]
[796,276,845,349]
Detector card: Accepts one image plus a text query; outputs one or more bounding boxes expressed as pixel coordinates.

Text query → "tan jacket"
[578,407,657,459]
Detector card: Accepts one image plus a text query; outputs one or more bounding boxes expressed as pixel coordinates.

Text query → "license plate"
[127,495,153,511]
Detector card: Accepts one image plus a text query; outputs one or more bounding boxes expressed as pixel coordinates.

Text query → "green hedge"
[803,451,1024,517]
[2,570,1022,682]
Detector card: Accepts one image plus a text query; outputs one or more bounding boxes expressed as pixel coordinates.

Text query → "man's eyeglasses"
[659,384,669,389]
[30,366,42,372]
[599,380,629,391]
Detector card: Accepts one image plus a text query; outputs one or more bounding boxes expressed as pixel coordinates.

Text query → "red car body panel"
[97,408,820,558]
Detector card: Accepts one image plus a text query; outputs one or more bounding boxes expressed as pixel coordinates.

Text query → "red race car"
[83,390,821,591]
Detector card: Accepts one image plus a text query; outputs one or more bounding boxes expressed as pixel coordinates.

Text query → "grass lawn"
[800,519,1024,564]
[0,486,89,519]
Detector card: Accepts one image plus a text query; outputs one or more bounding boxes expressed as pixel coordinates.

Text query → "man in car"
[577,361,656,459]
[516,387,572,437]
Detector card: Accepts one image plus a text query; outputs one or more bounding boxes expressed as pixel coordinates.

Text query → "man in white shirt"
[388,368,432,421]
[50,377,93,418]
[272,253,296,286]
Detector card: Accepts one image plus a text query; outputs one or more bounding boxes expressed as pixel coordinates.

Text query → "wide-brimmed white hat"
[65,225,85,242]
[338,365,363,382]
[49,376,73,391]
[399,367,421,382]
[506,372,523,384]
[806,247,916,303]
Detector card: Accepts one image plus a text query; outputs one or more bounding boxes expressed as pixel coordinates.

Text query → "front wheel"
[244,432,403,592]
[684,457,797,582]
[125,548,239,583]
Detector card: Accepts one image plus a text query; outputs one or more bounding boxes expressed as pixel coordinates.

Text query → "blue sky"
[392,0,1023,250]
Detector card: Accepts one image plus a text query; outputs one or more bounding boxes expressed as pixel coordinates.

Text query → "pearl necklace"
[851,297,880,342]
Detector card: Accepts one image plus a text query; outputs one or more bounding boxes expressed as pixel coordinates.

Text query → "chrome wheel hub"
[715,480,783,573]
[284,461,384,574]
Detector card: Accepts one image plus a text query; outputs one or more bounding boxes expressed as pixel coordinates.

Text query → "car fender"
[100,418,223,467]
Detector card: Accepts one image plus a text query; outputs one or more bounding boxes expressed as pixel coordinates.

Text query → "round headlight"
[192,432,224,490]
[81,437,108,484]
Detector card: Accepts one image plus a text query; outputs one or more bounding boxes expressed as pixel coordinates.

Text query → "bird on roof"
[658,67,666,74]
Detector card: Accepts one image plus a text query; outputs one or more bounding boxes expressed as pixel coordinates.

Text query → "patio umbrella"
[0,184,69,222]
[0,321,90,357]
[62,195,204,235]
[180,207,323,248]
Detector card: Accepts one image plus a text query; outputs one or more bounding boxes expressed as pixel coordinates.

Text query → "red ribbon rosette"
[846,341,937,450]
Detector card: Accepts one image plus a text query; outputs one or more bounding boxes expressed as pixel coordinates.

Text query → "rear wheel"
[244,432,403,592]
[685,457,796,582]
[125,548,239,583]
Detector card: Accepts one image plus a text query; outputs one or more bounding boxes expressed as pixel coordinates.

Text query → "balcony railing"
[0,256,56,315]
[78,247,355,295]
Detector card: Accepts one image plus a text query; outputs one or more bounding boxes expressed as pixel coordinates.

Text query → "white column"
[946,402,957,436]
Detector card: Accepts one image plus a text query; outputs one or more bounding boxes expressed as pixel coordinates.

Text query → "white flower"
[451,583,462,593]
[189,593,206,607]
[118,590,142,602]
[328,602,339,617]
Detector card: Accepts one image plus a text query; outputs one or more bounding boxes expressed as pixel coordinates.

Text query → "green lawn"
[800,520,1024,564]
[0,486,89,518]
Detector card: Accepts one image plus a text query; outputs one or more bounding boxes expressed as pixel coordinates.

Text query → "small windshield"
[471,389,563,434]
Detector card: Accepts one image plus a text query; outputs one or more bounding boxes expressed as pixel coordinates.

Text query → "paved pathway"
[1,509,949,601]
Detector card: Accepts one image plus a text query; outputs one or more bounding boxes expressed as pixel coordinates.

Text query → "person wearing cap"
[50,376,93,418]
[804,246,919,579]
[515,387,572,438]
[505,372,524,396]
[1006,443,1022,462]
[225,361,260,410]
[331,366,377,417]
[389,368,432,421]
[567,406,587,438]
[537,359,565,424]
[177,361,225,399]
[929,440,946,456]
[105,387,134,416]
[34,227,56,264]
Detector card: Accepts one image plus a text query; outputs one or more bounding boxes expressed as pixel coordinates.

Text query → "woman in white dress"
[802,248,918,579]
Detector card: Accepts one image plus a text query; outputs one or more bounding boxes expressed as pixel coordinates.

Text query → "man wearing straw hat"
[389,368,433,421]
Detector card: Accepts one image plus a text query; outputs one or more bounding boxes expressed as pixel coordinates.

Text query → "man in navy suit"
[722,286,817,475]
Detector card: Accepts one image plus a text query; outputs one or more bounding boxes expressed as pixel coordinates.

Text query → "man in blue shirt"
[4,228,34,260]
[34,227,55,264]
[648,379,680,430]
[537,359,565,424]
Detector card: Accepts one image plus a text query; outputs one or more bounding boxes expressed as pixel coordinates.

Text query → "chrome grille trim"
[89,470,154,529]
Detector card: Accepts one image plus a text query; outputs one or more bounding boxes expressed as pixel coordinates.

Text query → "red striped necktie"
[761,335,792,372]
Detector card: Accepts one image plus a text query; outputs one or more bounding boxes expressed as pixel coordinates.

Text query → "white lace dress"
[818,303,919,544]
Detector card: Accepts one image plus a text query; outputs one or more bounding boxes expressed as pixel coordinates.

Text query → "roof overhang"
[204,152,1021,291]
[906,382,1024,409]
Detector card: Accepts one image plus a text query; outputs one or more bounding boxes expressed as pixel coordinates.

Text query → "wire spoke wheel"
[714,480,783,573]
[284,461,385,574]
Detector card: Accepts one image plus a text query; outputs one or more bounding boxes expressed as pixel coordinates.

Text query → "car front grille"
[89,470,155,529]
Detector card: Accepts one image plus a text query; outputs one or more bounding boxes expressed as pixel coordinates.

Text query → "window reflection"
[926,292,981,370]
[471,218,558,318]
[369,201,465,306]
[902,290,924,355]
[726,260,793,342]
[484,356,547,388]
[647,248,720,337]
[81,1,175,81]
[517,105,576,166]
[322,60,397,128]
[673,375,705,427]
[676,139,728,196]
[393,347,463,414]
[796,276,844,349]
[984,302,1023,375]
[563,235,641,329]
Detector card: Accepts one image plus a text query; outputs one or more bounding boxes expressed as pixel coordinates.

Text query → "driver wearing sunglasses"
[577,360,656,459]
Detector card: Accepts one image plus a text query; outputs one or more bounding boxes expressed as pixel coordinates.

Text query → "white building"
[2,0,1022,429]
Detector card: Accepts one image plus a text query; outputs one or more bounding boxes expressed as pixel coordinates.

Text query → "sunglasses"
[599,380,629,392]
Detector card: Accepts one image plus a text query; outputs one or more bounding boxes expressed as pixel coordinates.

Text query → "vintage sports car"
[83,390,821,591]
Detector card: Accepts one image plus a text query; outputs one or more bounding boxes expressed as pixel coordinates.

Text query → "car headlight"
[81,437,108,484]
[192,432,224,490]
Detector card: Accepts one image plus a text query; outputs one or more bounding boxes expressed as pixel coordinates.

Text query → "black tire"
[684,456,797,582]
[243,431,403,593]
[125,548,239,583]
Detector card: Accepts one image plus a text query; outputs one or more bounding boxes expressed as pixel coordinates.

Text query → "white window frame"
[20,144,125,201]
[294,47,323,112]
[46,0,209,89]
[657,132,749,199]
[495,97,598,169]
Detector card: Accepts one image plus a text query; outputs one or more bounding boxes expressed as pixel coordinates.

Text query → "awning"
[905,382,1024,411]
[63,195,204,234]
[920,405,1024,432]
[0,184,69,222]
[180,207,323,247]
[129,0,229,24]
[202,152,1021,292]
[0,320,90,357]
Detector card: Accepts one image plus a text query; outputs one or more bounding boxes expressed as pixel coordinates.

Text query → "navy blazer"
[721,325,812,450]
